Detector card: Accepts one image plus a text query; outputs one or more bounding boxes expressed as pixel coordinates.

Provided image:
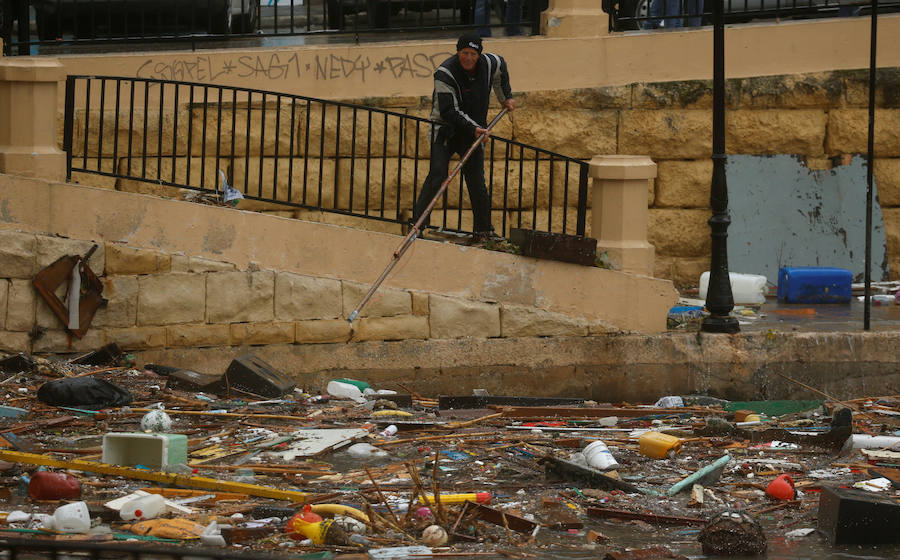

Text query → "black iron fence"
[0,0,542,56]
[63,75,590,238]
[606,0,900,31]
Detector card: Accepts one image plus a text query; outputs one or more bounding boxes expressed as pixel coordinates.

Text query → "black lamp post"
[701,0,740,334]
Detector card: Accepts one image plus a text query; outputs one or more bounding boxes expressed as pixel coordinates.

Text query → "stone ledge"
[351,315,429,342]
[125,332,900,402]
[230,322,295,345]
[167,324,231,347]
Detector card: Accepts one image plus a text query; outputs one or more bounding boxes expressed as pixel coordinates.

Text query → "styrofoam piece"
[102,432,188,470]
[104,489,195,515]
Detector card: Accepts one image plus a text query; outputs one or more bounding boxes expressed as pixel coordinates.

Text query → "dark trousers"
[412,134,493,233]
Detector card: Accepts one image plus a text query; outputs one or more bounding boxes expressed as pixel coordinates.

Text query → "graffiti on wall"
[135,51,454,83]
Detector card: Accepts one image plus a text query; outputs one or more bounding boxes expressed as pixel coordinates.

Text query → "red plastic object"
[28,471,81,500]
[766,474,796,501]
[285,505,324,540]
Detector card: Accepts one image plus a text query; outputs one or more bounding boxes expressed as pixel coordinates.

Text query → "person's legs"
[664,0,682,28]
[412,138,452,229]
[644,0,661,29]
[474,0,492,37]
[460,144,493,234]
[504,0,523,35]
[685,0,703,27]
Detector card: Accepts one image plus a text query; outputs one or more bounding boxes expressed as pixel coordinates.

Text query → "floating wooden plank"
[587,507,707,526]
[0,450,311,502]
[450,500,538,537]
[541,456,644,494]
[493,406,719,418]
[439,396,585,409]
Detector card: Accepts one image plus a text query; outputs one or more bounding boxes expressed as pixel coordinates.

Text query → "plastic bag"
[37,376,132,409]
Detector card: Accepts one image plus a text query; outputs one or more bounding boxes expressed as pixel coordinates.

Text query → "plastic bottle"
[52,501,91,533]
[638,431,683,459]
[583,440,619,470]
[326,380,366,403]
[28,471,81,500]
[334,378,371,391]
[119,493,166,521]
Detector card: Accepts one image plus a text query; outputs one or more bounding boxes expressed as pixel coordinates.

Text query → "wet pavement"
[673,288,900,333]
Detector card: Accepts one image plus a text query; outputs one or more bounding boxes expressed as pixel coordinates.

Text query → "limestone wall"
[63,68,900,288]
[0,228,617,355]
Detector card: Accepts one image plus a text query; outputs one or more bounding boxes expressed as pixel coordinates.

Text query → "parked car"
[611,0,882,30]
[326,0,473,29]
[31,0,260,40]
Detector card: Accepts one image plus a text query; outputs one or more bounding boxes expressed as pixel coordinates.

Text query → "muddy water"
[495,519,900,559]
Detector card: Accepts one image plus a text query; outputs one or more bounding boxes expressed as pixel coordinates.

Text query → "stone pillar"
[590,155,656,276]
[541,0,610,37]
[0,58,66,182]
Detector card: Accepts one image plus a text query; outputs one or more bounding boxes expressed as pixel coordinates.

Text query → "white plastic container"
[699,272,768,305]
[326,380,367,403]
[842,434,900,451]
[52,501,91,533]
[654,396,684,408]
[583,440,619,471]
[346,442,388,459]
[119,493,166,521]
[379,425,398,437]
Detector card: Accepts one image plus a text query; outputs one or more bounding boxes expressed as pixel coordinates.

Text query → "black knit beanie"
[456,33,483,53]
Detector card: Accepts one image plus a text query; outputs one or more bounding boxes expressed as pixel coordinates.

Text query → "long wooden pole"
[347,109,508,323]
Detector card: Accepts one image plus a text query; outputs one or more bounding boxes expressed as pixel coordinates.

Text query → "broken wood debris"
[0,351,897,558]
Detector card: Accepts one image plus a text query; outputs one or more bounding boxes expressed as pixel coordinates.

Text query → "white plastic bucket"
[52,501,91,533]
[583,440,619,470]
[699,272,768,305]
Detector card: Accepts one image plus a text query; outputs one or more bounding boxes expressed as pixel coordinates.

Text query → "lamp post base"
[701,314,740,334]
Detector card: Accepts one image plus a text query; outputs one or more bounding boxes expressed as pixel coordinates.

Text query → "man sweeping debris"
[347,35,515,323]
[410,33,516,242]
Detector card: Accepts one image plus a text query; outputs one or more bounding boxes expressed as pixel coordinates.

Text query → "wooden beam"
[0,450,310,502]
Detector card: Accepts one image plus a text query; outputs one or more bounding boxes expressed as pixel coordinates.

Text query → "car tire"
[617,0,649,30]
[326,0,346,28]
[210,1,232,34]
[231,0,259,33]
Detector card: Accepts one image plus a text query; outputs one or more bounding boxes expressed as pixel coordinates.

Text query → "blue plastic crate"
[777,267,852,304]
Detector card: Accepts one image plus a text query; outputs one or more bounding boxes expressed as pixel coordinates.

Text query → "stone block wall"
[61,68,900,288]
[0,229,616,355]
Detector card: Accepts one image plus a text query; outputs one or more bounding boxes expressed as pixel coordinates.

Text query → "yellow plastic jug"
[638,431,682,459]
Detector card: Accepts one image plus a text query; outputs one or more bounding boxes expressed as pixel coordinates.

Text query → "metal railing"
[606,0,900,31]
[1,0,542,56]
[63,75,590,238]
